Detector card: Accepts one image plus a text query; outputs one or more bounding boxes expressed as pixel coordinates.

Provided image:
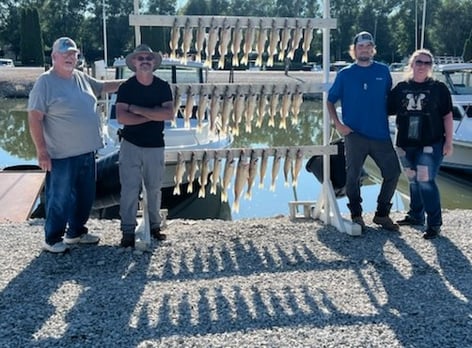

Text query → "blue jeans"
[398,141,444,227]
[344,132,401,217]
[44,152,96,245]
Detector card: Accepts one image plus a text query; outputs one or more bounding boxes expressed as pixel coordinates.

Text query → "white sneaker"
[43,241,69,253]
[64,233,100,245]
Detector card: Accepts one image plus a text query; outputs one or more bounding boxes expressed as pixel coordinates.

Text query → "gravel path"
[1,210,471,347]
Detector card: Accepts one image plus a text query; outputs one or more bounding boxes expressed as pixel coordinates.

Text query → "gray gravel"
[1,211,471,347]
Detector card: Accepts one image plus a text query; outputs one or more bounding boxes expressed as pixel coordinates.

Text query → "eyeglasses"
[415,60,433,67]
[136,55,154,62]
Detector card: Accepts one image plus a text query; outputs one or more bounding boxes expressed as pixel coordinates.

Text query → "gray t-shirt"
[27,69,104,159]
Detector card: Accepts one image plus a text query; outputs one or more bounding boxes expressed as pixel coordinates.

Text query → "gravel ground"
[1,210,471,347]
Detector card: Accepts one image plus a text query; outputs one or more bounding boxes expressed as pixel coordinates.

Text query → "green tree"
[20,7,44,66]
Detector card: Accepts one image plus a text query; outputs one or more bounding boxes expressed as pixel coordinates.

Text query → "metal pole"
[421,0,427,49]
[322,0,331,221]
[134,0,141,46]
[415,0,418,50]
[102,0,108,67]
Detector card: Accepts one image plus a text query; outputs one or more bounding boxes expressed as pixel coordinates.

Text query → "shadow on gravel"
[1,224,471,346]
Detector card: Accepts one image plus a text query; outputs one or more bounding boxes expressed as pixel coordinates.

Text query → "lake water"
[1,97,472,220]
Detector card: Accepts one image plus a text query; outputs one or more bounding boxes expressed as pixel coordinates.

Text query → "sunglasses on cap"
[135,55,154,62]
[415,60,433,67]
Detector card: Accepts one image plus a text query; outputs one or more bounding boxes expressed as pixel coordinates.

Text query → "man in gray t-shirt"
[28,37,123,253]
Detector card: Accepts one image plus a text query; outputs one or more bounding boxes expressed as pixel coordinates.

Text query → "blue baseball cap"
[52,37,79,53]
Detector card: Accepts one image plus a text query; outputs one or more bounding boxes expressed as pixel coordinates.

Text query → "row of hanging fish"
[172,148,305,213]
[171,83,305,135]
[168,17,316,68]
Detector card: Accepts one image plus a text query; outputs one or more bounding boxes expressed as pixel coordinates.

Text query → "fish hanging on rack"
[233,151,249,213]
[198,151,210,198]
[169,18,180,60]
[209,86,221,133]
[245,149,259,200]
[283,148,292,187]
[291,84,304,125]
[267,19,279,67]
[173,152,186,195]
[241,18,256,66]
[183,85,195,128]
[291,148,304,187]
[205,18,218,67]
[231,18,243,66]
[210,154,222,195]
[278,18,291,61]
[196,85,209,133]
[171,85,182,127]
[302,19,314,64]
[218,18,232,69]
[279,85,291,130]
[220,87,234,135]
[259,148,269,189]
[181,17,193,64]
[195,17,206,63]
[268,86,279,127]
[270,148,282,192]
[287,20,303,60]
[187,152,199,194]
[256,85,267,128]
[232,87,246,136]
[255,20,267,67]
[244,86,257,133]
[221,152,235,202]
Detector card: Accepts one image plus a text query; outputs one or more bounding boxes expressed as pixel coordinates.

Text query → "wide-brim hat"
[125,44,162,72]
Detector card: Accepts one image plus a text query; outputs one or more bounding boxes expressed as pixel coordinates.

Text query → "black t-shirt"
[388,78,452,147]
[116,75,173,148]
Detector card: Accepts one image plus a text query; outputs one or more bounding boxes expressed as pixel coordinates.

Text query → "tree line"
[0,0,471,67]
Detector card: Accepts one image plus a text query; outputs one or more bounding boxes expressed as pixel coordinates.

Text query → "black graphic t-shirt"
[388,78,452,147]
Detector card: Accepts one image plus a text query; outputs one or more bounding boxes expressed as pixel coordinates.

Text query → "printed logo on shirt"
[406,93,426,111]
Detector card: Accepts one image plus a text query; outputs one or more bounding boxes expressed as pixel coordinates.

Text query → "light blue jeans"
[44,152,96,245]
[119,140,164,235]
[398,141,444,227]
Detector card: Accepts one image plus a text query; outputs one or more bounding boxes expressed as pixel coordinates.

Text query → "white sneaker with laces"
[43,241,69,253]
[64,233,100,245]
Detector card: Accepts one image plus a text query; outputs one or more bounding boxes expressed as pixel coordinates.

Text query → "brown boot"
[373,215,399,231]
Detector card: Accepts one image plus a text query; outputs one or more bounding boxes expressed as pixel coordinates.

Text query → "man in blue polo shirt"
[327,31,401,231]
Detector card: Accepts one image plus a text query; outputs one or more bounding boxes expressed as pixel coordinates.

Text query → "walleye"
[221,153,235,202]
[218,18,232,69]
[233,152,249,213]
[287,20,303,60]
[241,18,256,66]
[183,85,195,128]
[245,149,259,200]
[187,152,199,194]
[210,154,222,195]
[258,148,269,188]
[292,148,303,187]
[283,148,292,187]
[205,18,218,67]
[195,17,206,63]
[256,86,267,128]
[232,87,246,136]
[302,20,314,63]
[278,18,291,61]
[231,18,243,66]
[181,17,193,64]
[197,85,209,133]
[255,20,267,67]
[270,148,282,192]
[279,85,291,129]
[169,18,180,60]
[172,85,182,127]
[267,19,279,67]
[173,152,186,195]
[291,84,304,125]
[198,151,210,198]
[268,86,279,127]
[220,87,233,135]
[209,86,221,133]
[244,87,257,133]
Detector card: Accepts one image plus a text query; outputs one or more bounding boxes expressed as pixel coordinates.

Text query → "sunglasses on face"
[135,55,154,62]
[415,60,433,67]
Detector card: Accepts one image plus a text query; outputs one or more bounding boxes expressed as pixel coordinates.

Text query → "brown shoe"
[373,215,399,231]
[352,216,366,231]
[151,228,167,241]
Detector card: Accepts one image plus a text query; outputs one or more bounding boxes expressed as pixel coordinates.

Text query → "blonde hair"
[404,49,434,79]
